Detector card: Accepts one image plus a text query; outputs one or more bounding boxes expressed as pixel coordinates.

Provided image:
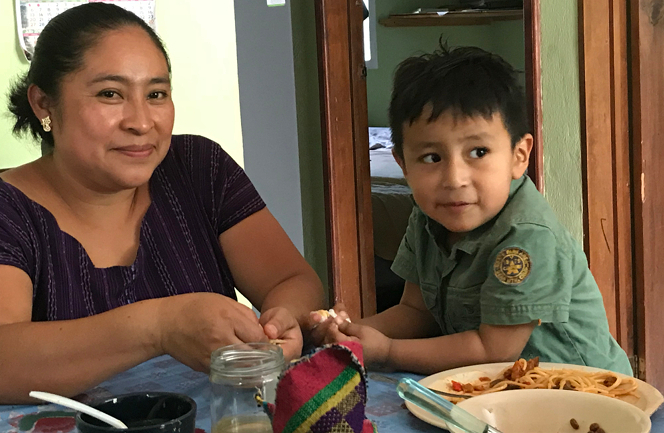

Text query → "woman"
[0,3,324,404]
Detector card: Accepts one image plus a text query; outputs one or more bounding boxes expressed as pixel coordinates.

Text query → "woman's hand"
[219,208,325,344]
[156,293,268,372]
[259,307,303,362]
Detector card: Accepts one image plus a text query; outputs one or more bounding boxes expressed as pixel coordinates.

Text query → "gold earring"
[41,116,51,132]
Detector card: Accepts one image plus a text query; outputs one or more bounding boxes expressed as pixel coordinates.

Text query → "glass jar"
[210,342,284,433]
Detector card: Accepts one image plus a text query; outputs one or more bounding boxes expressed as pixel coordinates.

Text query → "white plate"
[405,362,664,430]
[452,389,651,433]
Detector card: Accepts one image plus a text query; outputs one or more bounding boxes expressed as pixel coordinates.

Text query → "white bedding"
[370,148,404,179]
[368,127,394,149]
[368,127,404,179]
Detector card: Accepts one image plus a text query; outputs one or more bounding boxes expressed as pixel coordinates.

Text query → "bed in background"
[369,127,412,260]
[368,127,413,311]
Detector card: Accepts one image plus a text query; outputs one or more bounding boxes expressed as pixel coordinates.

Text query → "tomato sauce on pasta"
[447,358,638,400]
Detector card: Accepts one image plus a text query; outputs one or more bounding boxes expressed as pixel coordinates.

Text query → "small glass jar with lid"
[210,342,284,433]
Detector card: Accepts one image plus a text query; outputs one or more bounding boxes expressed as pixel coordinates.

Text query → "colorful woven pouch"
[265,341,376,433]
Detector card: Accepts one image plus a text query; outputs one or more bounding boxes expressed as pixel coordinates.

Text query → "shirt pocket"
[445,284,482,333]
[419,282,444,332]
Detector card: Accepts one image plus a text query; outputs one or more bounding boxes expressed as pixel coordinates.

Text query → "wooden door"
[578,0,634,358]
[630,0,664,387]
[314,0,543,319]
[580,0,664,385]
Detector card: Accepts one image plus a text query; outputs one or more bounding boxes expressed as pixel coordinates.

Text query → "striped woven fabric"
[269,342,376,433]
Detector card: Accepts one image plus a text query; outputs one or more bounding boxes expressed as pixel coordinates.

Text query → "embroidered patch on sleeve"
[493,247,532,285]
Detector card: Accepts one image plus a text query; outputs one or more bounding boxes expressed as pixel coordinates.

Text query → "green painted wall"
[0,1,38,168]
[366,0,525,126]
[290,0,329,291]
[290,0,584,289]
[539,0,583,243]
[0,0,244,168]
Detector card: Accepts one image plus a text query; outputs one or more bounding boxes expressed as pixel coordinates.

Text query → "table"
[1,355,663,433]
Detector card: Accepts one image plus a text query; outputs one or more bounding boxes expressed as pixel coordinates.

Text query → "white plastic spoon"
[29,391,128,429]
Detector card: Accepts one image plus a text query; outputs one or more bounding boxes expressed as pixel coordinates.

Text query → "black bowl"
[75,392,196,433]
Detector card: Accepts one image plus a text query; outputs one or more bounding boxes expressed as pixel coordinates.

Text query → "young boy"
[313,46,632,376]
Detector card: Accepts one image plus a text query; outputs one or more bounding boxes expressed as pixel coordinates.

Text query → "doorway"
[314,0,543,320]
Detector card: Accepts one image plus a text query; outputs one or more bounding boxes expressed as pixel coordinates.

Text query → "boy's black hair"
[389,44,529,160]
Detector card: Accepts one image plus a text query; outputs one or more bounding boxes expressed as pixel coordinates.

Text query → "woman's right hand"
[155,293,268,372]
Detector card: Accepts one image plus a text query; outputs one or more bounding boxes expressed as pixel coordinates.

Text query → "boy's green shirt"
[391,175,632,375]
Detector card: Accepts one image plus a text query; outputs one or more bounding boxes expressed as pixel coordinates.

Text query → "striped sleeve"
[0,185,35,277]
[172,135,266,235]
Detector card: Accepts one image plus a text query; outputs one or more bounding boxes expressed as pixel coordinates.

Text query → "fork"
[369,373,471,399]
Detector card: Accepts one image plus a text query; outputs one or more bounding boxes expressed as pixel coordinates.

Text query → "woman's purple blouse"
[0,135,266,321]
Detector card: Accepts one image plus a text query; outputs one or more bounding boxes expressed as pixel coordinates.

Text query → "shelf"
[379,9,523,27]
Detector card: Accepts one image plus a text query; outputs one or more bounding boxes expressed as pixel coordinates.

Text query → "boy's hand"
[327,319,393,369]
[308,303,350,346]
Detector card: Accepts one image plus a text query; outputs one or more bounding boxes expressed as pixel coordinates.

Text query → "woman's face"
[49,26,174,192]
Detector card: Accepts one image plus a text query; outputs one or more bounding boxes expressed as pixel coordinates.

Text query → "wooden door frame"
[578,0,634,358]
[629,0,664,387]
[524,0,544,191]
[579,0,664,386]
[314,0,543,319]
[314,0,374,320]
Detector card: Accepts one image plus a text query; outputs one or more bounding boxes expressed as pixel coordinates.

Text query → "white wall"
[233,0,304,252]
[157,0,244,165]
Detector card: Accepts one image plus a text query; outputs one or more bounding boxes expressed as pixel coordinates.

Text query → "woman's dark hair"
[7,3,171,149]
[389,43,528,160]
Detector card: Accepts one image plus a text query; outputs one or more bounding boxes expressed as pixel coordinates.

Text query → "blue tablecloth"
[1,355,663,432]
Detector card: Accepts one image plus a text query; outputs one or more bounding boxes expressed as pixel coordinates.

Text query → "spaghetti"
[447,358,639,400]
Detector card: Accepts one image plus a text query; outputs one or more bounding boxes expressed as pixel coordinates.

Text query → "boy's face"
[394,108,532,238]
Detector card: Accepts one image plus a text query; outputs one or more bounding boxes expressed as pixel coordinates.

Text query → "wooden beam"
[348,0,376,317]
[609,0,634,359]
[314,0,362,319]
[523,0,544,192]
[379,10,523,27]
[630,0,664,386]
[578,0,619,339]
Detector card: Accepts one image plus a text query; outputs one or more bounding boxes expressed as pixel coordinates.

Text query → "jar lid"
[210,342,285,379]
